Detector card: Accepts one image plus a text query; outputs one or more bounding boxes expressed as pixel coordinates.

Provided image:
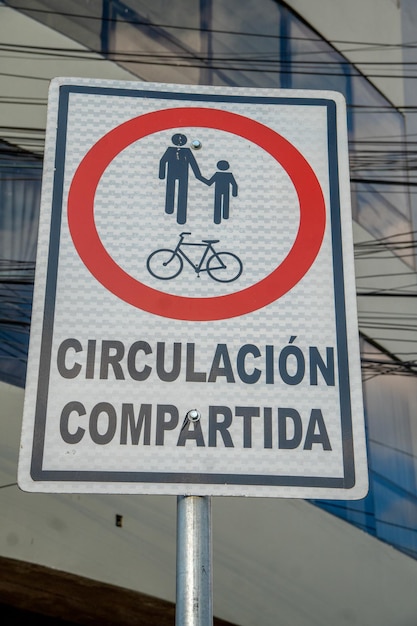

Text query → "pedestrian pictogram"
[159,133,205,224]
[159,134,238,225]
[18,79,368,499]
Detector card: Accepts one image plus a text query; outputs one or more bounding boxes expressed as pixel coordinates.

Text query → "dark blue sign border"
[30,85,356,491]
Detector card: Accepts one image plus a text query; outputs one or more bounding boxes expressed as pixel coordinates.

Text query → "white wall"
[0,5,136,153]
[286,0,404,106]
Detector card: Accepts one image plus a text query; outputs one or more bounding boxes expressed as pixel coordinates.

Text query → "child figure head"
[217,160,230,171]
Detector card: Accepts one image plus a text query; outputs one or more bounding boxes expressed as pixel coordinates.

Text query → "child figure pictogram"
[204,160,238,224]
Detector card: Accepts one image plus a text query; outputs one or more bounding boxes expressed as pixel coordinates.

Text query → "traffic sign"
[18,78,368,497]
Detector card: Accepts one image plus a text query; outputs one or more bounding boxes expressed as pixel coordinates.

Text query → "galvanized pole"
[176,495,213,626]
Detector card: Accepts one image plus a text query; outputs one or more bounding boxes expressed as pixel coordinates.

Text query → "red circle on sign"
[67,107,326,321]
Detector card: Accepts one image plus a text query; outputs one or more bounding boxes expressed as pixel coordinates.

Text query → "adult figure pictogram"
[159,133,205,225]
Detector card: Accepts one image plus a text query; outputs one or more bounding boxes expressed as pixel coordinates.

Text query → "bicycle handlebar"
[179,231,192,237]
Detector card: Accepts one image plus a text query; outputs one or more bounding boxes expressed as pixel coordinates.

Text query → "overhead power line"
[3,3,417,52]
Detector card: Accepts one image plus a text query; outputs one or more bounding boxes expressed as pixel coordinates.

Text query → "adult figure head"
[171,133,187,146]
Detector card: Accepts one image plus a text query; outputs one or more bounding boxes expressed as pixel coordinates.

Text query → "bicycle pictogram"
[146,232,243,283]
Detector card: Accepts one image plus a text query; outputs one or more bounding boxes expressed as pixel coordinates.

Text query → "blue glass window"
[0,141,40,387]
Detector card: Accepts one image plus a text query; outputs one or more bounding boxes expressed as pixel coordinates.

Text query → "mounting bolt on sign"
[187,410,202,422]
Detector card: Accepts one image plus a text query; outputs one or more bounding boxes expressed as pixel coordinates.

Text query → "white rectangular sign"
[18,78,368,497]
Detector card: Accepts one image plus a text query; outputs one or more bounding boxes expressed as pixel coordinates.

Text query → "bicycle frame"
[173,233,221,275]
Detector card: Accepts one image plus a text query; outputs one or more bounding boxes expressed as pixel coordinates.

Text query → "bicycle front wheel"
[207,252,243,283]
[147,249,183,280]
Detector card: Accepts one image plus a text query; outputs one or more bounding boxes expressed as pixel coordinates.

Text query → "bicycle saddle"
[202,239,220,244]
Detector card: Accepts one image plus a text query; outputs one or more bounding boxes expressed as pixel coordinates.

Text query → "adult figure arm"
[159,149,170,179]
[231,175,238,197]
[186,149,206,182]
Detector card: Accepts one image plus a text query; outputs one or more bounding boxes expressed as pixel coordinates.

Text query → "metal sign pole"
[176,495,213,626]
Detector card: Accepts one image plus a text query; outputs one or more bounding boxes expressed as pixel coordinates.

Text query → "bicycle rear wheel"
[207,252,243,283]
[147,249,183,280]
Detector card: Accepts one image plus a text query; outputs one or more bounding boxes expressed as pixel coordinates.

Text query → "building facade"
[1,1,417,624]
